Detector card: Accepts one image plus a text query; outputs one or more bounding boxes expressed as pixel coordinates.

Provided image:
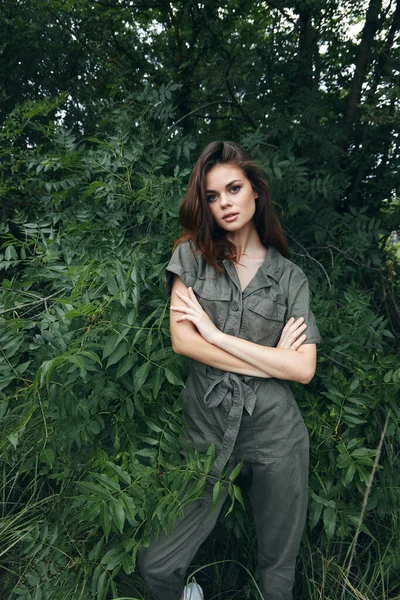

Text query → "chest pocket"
[242,295,286,346]
[193,279,231,331]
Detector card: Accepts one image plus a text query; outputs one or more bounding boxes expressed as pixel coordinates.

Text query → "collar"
[222,245,285,296]
[259,246,285,282]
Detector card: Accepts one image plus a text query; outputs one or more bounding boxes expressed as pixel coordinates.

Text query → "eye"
[230,185,241,194]
[207,194,217,203]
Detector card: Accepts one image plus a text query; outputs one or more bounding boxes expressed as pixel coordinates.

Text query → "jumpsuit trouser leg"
[249,446,309,600]
[138,446,308,600]
[139,370,309,600]
[137,484,229,600]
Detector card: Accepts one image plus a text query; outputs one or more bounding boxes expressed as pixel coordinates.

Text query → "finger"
[174,290,192,305]
[290,323,307,336]
[285,322,307,339]
[174,292,202,311]
[188,287,201,305]
[175,315,197,323]
[278,321,307,348]
[290,334,307,350]
[170,306,197,315]
[281,317,295,335]
[287,316,305,331]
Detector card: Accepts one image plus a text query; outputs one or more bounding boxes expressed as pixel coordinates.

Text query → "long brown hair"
[176,141,288,271]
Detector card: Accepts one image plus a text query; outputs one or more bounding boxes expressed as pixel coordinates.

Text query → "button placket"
[222,260,243,337]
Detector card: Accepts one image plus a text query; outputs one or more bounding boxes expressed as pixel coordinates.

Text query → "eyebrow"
[205,179,243,193]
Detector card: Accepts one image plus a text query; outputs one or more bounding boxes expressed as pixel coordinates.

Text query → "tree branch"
[287,233,333,290]
[263,0,297,25]
[166,101,233,131]
[344,0,383,133]
[0,290,63,316]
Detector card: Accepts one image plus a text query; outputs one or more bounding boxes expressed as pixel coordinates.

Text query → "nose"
[220,193,232,207]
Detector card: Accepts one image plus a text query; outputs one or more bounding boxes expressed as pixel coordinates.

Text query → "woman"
[138,141,320,600]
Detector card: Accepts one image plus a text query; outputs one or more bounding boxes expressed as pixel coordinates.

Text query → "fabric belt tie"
[203,372,257,415]
[203,372,257,476]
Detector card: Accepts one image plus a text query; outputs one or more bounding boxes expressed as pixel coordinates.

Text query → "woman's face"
[205,163,258,232]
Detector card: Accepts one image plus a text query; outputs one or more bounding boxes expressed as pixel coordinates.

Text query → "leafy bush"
[1,95,399,600]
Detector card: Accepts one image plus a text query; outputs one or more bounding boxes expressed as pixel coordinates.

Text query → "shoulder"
[165,239,203,295]
[169,239,200,268]
[281,256,308,284]
[267,246,307,285]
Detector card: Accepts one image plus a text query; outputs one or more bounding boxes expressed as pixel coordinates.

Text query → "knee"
[138,543,178,583]
[137,545,159,580]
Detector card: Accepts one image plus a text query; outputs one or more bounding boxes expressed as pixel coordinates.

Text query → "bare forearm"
[173,332,271,378]
[212,332,316,384]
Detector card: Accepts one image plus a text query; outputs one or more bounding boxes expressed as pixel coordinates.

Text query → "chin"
[220,223,241,232]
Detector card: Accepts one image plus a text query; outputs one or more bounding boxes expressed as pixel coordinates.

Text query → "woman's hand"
[171,287,221,344]
[277,317,307,350]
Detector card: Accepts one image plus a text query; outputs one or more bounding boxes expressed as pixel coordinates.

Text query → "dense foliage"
[1,1,399,599]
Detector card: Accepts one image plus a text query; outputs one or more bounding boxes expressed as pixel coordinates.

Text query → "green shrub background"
[1,1,399,598]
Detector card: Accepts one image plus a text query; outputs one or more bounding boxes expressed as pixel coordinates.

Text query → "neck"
[227,223,265,257]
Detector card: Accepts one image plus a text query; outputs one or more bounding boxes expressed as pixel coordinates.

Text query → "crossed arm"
[170,275,317,384]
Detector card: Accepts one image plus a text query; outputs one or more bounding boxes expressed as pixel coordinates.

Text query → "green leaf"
[92,473,121,493]
[40,448,55,468]
[229,461,243,482]
[79,350,102,366]
[336,453,351,469]
[105,462,131,485]
[349,377,360,392]
[311,493,336,509]
[130,265,138,283]
[102,334,120,360]
[5,245,18,261]
[343,462,356,485]
[351,448,376,459]
[40,358,57,386]
[323,507,336,541]
[101,547,126,571]
[212,480,222,511]
[92,565,102,595]
[309,499,323,530]
[66,354,86,377]
[134,362,151,391]
[142,417,162,433]
[106,270,119,295]
[164,369,184,386]
[152,367,163,397]
[15,360,32,374]
[76,481,111,500]
[135,448,157,457]
[110,497,125,533]
[343,415,367,426]
[232,484,245,507]
[100,504,112,541]
[97,569,108,600]
[106,343,128,368]
[116,354,136,379]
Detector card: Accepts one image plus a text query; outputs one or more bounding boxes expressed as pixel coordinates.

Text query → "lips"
[222,212,239,221]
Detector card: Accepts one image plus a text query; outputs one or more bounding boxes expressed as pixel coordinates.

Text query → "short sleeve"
[286,272,321,344]
[165,240,199,296]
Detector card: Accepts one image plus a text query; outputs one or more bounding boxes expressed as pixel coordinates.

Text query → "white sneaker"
[182,578,204,600]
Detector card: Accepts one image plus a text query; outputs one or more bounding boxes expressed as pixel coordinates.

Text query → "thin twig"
[263,0,297,24]
[0,286,53,300]
[288,233,333,290]
[166,101,233,131]
[0,290,62,316]
[340,415,389,600]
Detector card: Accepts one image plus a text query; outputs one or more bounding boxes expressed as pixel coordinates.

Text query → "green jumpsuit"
[138,240,321,600]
